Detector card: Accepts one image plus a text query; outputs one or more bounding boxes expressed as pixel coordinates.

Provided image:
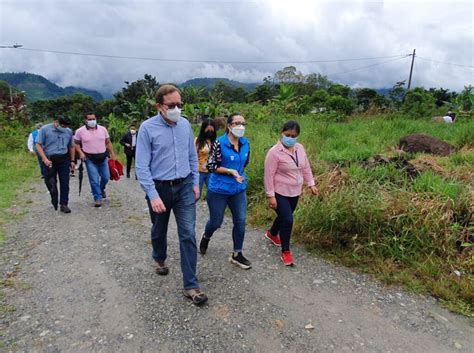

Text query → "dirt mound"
[399,134,455,156]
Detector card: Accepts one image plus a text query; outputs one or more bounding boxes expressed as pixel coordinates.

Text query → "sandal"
[155,261,169,276]
[183,288,208,306]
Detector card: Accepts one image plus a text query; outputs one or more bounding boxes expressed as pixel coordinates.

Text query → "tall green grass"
[0,126,38,243]
[244,113,474,316]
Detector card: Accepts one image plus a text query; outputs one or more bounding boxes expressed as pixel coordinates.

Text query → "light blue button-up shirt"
[36,123,73,156]
[135,113,199,200]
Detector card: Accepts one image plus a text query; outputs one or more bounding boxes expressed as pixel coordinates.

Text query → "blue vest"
[208,133,250,195]
[32,129,39,143]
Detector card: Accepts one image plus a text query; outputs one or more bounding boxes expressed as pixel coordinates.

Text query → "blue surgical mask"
[281,135,297,148]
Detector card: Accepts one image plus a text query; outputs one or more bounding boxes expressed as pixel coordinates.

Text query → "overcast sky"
[0,0,472,95]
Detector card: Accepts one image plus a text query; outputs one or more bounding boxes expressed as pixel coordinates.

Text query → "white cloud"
[0,0,471,94]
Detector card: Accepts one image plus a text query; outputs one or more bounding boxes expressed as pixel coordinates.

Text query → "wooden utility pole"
[407,49,416,89]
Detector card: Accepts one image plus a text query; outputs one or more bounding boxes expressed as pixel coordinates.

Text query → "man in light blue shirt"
[35,116,75,213]
[136,84,207,306]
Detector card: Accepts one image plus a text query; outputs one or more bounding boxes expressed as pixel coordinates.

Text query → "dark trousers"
[126,152,135,177]
[269,193,299,252]
[36,152,48,178]
[43,160,70,205]
[146,174,199,290]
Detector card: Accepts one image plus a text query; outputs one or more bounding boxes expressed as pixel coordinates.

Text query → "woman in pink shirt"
[264,121,319,266]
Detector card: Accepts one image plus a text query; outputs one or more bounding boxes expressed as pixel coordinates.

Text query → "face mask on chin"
[165,107,181,122]
[231,126,245,138]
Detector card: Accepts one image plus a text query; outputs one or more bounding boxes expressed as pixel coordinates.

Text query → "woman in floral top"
[195,118,217,198]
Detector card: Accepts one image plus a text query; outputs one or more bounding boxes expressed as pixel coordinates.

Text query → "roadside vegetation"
[1,66,472,316]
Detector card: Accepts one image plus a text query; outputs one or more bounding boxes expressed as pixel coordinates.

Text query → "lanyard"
[288,150,299,167]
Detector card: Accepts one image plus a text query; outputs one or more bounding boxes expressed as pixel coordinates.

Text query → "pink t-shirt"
[264,142,315,197]
[74,125,109,154]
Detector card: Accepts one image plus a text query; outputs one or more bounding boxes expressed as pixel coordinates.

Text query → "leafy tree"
[113,74,159,119]
[326,96,355,115]
[274,66,304,83]
[0,80,28,126]
[29,93,95,129]
[328,84,352,98]
[305,73,333,90]
[388,81,407,108]
[455,85,474,112]
[401,87,436,118]
[310,89,329,107]
[354,88,378,110]
[181,86,208,104]
[428,87,457,107]
[272,84,297,112]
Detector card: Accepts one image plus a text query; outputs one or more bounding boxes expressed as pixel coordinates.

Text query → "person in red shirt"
[263,120,319,266]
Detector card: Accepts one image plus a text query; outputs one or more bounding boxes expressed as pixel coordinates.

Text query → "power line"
[416,56,473,68]
[327,55,410,77]
[6,46,408,64]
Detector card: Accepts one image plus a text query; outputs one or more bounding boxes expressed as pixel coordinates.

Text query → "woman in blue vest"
[200,113,252,269]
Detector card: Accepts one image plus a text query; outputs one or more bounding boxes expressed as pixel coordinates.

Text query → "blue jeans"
[204,190,247,252]
[198,172,210,197]
[146,174,199,290]
[85,159,110,201]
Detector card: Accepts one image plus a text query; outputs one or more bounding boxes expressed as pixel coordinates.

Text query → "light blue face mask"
[281,135,297,148]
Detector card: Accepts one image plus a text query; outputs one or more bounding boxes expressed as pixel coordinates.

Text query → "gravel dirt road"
[1,175,473,352]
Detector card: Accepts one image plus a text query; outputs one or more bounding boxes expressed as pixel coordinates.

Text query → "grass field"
[0,151,38,243]
[1,113,473,316]
[242,113,473,316]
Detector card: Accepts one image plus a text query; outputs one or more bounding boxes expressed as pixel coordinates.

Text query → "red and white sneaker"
[280,250,294,266]
[264,230,281,246]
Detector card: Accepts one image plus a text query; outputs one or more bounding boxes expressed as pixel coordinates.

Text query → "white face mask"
[231,126,245,138]
[86,120,97,128]
[165,107,181,122]
[130,129,136,135]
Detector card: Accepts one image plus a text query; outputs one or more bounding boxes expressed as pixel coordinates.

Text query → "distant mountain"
[0,72,103,102]
[180,77,258,91]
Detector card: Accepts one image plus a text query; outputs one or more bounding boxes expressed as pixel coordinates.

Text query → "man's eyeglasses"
[163,103,184,109]
[230,122,247,127]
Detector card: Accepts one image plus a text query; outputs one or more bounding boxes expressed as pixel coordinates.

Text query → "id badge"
[296,175,303,185]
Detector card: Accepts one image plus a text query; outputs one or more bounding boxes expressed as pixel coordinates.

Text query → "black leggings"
[269,193,299,252]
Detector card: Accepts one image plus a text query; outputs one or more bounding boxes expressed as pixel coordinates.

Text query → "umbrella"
[46,166,58,210]
[78,160,84,196]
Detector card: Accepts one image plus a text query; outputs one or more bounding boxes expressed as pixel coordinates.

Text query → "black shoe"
[230,252,252,270]
[126,174,130,178]
[101,190,106,198]
[199,233,210,255]
[60,205,71,213]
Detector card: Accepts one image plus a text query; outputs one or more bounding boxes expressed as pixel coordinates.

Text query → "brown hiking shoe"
[60,205,71,213]
[154,261,169,276]
[183,288,208,306]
